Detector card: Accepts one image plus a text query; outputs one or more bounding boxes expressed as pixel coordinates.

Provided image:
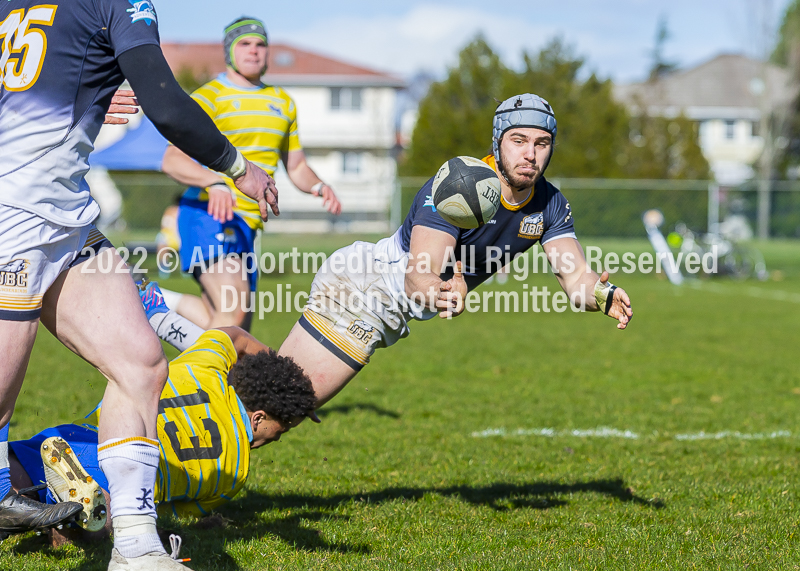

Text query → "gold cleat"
[40,437,107,532]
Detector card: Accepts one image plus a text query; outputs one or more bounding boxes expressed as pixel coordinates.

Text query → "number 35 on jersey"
[0,5,57,91]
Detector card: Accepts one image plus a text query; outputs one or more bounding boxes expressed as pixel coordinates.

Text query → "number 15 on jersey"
[0,5,57,91]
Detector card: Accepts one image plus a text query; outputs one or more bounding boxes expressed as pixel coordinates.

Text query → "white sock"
[159,288,184,310]
[148,310,205,352]
[113,515,164,558]
[98,438,165,558]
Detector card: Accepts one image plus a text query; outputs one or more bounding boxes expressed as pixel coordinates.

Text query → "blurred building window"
[725,120,736,140]
[331,87,362,110]
[274,51,295,68]
[751,120,760,138]
[342,151,361,174]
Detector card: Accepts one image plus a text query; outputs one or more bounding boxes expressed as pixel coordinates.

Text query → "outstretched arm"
[404,226,467,318]
[543,237,633,329]
[217,327,270,357]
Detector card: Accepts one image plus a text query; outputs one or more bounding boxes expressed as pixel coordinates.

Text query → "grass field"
[2,237,800,570]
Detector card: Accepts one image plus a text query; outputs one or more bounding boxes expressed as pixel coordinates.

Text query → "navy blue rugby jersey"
[0,0,160,226]
[398,155,576,291]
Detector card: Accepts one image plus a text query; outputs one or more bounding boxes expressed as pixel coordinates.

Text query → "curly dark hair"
[226,349,316,423]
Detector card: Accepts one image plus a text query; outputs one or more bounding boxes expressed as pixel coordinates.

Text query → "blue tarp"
[91,116,168,171]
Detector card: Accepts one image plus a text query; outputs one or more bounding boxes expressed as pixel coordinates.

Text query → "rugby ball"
[432,156,501,229]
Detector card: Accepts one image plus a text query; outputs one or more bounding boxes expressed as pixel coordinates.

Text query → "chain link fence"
[106,172,800,241]
[399,177,800,239]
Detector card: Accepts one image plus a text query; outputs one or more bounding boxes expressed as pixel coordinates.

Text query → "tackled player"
[7,326,316,548]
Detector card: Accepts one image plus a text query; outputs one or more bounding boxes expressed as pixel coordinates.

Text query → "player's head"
[226,349,317,448]
[224,16,269,80]
[492,94,557,189]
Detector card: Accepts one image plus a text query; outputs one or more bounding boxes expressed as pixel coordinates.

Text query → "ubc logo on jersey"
[347,320,375,345]
[423,195,436,212]
[564,202,573,223]
[0,259,29,289]
[518,213,544,240]
[127,1,157,25]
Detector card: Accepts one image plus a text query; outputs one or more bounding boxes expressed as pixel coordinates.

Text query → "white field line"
[674,430,791,441]
[686,281,800,304]
[471,427,793,441]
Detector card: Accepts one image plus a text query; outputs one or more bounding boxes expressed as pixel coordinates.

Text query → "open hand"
[317,184,342,215]
[600,271,633,330]
[232,160,279,220]
[437,261,467,319]
[207,184,236,223]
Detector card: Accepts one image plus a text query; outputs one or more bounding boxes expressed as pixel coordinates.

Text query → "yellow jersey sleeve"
[284,93,302,154]
[190,82,221,118]
[155,330,251,517]
[182,77,304,230]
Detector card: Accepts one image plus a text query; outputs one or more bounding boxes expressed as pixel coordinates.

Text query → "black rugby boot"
[0,485,83,541]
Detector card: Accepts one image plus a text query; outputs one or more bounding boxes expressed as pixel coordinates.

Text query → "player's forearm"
[117,45,238,173]
[283,152,325,194]
[558,270,602,312]
[217,326,269,357]
[162,146,226,189]
[404,272,442,310]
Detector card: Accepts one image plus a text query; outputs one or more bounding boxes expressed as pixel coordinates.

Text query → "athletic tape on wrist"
[224,150,247,179]
[594,279,617,315]
[311,182,325,197]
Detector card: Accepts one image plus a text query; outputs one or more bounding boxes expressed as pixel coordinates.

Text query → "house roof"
[613,54,796,120]
[161,42,404,88]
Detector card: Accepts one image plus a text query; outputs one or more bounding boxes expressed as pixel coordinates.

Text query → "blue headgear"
[492,94,557,184]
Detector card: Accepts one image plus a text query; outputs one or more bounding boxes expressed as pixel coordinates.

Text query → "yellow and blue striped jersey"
[155,329,251,518]
[184,74,303,230]
[82,330,252,518]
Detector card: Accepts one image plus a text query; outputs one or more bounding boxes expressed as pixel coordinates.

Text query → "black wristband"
[604,285,617,315]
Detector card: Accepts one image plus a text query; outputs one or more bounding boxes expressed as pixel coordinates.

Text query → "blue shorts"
[9,424,107,504]
[178,198,258,292]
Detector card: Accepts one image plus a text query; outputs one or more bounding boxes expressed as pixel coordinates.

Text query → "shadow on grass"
[230,478,665,515]
[5,479,662,570]
[317,402,400,419]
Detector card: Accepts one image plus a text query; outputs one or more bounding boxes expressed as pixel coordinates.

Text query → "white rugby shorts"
[0,204,111,321]
[299,239,413,371]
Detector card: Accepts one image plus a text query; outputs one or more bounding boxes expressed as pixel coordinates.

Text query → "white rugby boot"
[41,436,107,532]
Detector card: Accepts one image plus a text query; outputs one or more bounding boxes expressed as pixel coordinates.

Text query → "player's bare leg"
[196,258,253,330]
[279,323,358,407]
[41,248,174,565]
[0,320,38,432]
[0,321,84,537]
[171,294,211,329]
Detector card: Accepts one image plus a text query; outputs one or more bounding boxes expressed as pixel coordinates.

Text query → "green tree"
[516,39,632,178]
[401,36,708,181]
[400,36,510,177]
[772,0,800,65]
[648,16,678,80]
[625,112,709,179]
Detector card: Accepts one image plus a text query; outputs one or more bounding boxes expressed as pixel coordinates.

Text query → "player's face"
[234,37,269,80]
[500,128,553,190]
[250,413,302,449]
